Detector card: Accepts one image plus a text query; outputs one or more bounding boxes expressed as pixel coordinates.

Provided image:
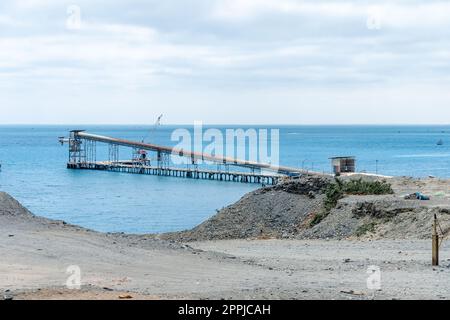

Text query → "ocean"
[1,125,449,234]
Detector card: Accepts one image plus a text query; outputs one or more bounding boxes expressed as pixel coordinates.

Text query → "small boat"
[437,139,444,146]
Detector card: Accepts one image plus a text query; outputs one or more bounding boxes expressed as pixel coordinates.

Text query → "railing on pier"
[61,130,310,185]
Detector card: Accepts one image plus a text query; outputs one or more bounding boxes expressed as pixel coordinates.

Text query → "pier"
[60,130,309,185]
[68,161,280,184]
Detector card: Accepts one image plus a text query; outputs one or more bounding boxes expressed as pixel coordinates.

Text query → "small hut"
[330,156,356,175]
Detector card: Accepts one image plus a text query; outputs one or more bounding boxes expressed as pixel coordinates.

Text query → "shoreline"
[2,174,450,300]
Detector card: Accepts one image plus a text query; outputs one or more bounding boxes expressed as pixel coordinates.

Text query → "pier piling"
[61,130,312,185]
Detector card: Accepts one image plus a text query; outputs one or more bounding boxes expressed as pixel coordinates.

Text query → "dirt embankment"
[159,176,330,241]
[161,175,450,242]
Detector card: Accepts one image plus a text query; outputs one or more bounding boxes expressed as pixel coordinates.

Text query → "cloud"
[1,0,450,123]
[211,0,362,20]
[210,0,450,29]
[12,0,65,9]
[0,14,28,27]
[2,0,450,87]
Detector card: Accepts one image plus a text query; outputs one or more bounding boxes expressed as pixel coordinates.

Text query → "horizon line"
[1,123,450,127]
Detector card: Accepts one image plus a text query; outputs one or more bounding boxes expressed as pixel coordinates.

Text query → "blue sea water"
[1,125,450,234]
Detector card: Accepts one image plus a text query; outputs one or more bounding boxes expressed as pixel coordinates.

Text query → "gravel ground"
[161,175,450,241]
[189,239,450,300]
[160,176,329,241]
[2,191,450,300]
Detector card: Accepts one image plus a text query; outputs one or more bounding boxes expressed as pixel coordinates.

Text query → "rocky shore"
[2,175,450,300]
[160,175,450,241]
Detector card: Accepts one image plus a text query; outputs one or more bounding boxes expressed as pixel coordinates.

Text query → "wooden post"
[432,214,439,266]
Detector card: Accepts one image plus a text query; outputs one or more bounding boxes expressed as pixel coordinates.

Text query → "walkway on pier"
[69,161,280,185]
[62,130,317,184]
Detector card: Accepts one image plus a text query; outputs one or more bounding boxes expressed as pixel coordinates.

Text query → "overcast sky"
[1,0,450,124]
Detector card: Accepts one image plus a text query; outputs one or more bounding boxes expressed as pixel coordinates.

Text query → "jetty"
[60,130,311,185]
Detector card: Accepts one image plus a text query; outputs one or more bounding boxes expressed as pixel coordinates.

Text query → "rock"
[272,176,331,195]
[340,290,365,296]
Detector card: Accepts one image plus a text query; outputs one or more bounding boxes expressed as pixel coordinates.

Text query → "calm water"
[1,125,450,234]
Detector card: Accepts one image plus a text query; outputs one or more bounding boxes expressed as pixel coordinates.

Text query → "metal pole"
[432,214,439,266]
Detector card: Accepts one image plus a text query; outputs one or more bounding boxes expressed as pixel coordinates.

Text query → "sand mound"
[161,176,330,241]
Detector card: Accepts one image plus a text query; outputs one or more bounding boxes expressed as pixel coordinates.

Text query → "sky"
[1,0,450,125]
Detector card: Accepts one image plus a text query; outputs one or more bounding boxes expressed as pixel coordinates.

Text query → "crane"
[133,114,163,165]
[142,114,163,143]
